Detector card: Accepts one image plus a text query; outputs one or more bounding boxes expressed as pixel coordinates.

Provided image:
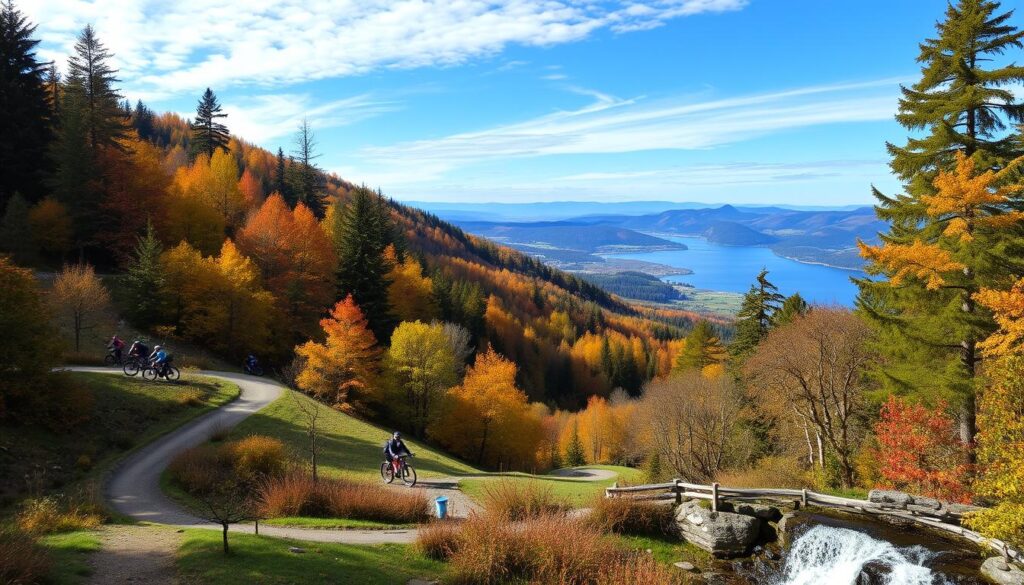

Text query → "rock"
[909,495,942,510]
[868,489,912,507]
[675,501,761,558]
[673,561,697,572]
[736,503,782,522]
[947,502,986,516]
[702,572,728,585]
[981,557,1024,585]
[776,512,796,533]
[288,546,306,554]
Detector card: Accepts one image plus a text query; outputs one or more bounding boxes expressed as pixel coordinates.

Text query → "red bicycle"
[380,454,416,487]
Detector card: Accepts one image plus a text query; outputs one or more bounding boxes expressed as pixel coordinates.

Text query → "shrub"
[588,496,676,537]
[0,528,50,585]
[479,479,569,521]
[415,519,464,560]
[16,494,104,534]
[175,387,205,407]
[228,435,289,479]
[433,513,682,585]
[168,444,229,494]
[257,474,431,524]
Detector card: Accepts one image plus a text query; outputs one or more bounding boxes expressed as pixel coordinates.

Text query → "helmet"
[393,432,401,440]
[154,345,163,352]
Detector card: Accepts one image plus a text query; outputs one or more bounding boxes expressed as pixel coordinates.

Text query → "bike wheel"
[123,361,140,377]
[104,354,116,366]
[401,464,417,487]
[165,367,180,382]
[142,368,157,381]
[380,462,395,484]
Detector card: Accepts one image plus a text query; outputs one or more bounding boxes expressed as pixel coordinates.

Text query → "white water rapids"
[779,526,947,585]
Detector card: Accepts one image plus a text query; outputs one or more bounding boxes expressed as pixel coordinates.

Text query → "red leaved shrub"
[258,473,431,524]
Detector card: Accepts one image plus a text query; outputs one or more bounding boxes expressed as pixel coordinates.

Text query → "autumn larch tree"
[295,295,381,411]
[0,0,53,206]
[856,0,1024,459]
[189,88,229,160]
[50,263,111,353]
[729,268,784,358]
[673,319,726,373]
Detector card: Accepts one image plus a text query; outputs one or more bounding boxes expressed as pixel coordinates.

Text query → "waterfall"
[780,526,946,585]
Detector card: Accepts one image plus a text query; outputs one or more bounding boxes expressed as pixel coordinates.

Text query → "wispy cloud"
[26,0,747,99]
[219,93,399,144]
[355,78,905,182]
[553,160,888,186]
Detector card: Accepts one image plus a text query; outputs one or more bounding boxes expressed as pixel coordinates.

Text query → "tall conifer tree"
[857,0,1024,455]
[65,24,127,151]
[0,0,53,207]
[189,88,229,160]
[730,269,784,358]
[124,221,164,327]
[288,119,325,217]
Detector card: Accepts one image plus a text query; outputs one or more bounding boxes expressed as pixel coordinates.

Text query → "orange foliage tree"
[430,348,542,469]
[295,295,381,411]
[874,395,970,502]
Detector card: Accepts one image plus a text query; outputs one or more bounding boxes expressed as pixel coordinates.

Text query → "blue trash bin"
[435,496,449,519]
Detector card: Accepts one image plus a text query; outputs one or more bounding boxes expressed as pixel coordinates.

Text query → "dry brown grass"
[228,435,289,478]
[0,528,51,585]
[258,473,431,524]
[168,435,291,495]
[588,496,676,537]
[425,513,687,585]
[479,478,570,521]
[715,455,810,489]
[16,494,105,535]
[175,387,205,407]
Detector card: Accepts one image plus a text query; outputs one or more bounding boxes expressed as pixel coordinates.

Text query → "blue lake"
[606,236,864,306]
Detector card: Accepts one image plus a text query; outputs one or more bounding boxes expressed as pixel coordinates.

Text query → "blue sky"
[24,1,1024,205]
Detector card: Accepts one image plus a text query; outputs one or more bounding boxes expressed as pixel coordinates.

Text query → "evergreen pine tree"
[132,100,156,143]
[856,0,1024,454]
[332,186,397,340]
[189,88,229,160]
[288,119,325,217]
[274,147,295,207]
[124,221,164,327]
[0,193,35,263]
[673,319,726,373]
[565,421,586,467]
[642,450,663,483]
[774,293,809,327]
[0,0,53,206]
[729,268,784,358]
[549,441,563,471]
[65,24,128,152]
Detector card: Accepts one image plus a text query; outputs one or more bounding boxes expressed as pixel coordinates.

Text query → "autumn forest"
[3,0,1024,580]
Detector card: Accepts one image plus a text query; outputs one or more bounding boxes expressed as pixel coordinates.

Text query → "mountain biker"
[128,340,150,362]
[245,354,259,372]
[150,345,171,376]
[383,432,411,468]
[109,335,125,362]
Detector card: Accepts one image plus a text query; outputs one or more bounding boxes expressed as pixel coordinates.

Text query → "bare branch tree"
[281,356,323,482]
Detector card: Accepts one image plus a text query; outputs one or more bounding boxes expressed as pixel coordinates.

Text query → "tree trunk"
[816,432,825,469]
[477,421,490,465]
[222,523,229,554]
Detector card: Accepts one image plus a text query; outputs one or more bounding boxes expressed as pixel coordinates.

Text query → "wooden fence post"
[801,488,808,508]
[674,479,682,504]
[711,482,719,512]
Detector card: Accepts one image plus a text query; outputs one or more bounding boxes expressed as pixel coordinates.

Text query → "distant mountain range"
[432,203,885,271]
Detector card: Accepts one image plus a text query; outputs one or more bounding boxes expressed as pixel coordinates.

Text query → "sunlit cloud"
[25,0,748,98]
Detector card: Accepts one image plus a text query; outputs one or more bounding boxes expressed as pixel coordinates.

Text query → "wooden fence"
[606,479,1021,563]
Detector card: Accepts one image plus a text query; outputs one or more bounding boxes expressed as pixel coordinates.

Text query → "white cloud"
[553,160,888,186]
[355,78,906,180]
[220,93,400,144]
[25,0,747,98]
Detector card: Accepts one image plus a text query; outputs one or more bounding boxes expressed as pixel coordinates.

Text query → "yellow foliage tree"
[28,198,73,258]
[384,246,437,322]
[430,348,541,468]
[385,321,458,437]
[50,263,111,352]
[295,295,381,411]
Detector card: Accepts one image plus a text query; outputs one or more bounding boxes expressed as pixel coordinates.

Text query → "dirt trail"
[87,525,181,585]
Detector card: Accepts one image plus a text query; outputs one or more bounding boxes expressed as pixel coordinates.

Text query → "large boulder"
[981,557,1024,585]
[868,489,913,507]
[675,501,761,558]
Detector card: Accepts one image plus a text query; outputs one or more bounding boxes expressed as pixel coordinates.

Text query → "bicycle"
[142,362,180,382]
[122,355,145,376]
[103,348,123,366]
[380,454,417,487]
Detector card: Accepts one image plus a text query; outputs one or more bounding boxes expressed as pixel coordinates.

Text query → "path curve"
[64,367,420,544]
[547,467,619,481]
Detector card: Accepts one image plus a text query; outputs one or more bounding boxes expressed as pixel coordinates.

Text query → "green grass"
[0,372,240,508]
[617,533,711,568]
[37,530,102,584]
[228,389,480,481]
[459,466,642,508]
[262,517,415,530]
[176,529,444,585]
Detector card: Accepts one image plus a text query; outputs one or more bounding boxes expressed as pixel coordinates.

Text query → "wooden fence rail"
[605,479,1021,564]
